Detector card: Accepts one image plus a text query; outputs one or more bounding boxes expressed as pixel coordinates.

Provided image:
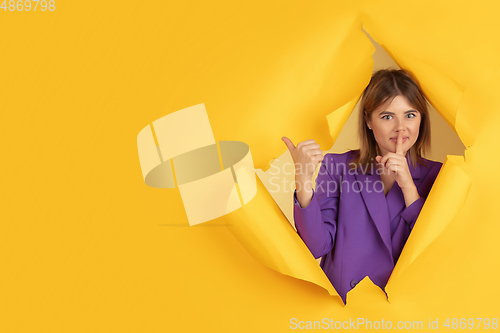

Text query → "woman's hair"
[349,69,431,171]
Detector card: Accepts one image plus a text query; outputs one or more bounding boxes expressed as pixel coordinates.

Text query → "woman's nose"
[395,118,405,131]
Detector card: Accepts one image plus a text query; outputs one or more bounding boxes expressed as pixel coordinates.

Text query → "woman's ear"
[365,113,372,130]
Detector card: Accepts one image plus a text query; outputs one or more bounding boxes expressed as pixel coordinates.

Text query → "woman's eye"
[381,113,417,120]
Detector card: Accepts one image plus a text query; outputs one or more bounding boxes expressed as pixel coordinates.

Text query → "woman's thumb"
[281,136,295,152]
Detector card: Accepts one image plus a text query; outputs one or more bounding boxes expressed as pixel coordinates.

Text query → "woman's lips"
[391,137,408,143]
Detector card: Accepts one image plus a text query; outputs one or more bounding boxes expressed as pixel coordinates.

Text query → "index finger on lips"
[396,131,404,155]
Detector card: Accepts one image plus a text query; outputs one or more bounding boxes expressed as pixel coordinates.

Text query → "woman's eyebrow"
[379,109,419,115]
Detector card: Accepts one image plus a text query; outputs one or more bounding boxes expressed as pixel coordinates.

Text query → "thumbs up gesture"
[282,137,324,183]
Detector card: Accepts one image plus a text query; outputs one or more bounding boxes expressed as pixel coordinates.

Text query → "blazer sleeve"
[400,161,443,229]
[293,155,340,259]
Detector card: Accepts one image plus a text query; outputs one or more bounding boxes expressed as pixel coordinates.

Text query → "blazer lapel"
[353,169,394,261]
[352,155,424,261]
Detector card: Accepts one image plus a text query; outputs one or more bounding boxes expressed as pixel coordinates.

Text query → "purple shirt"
[293,150,442,303]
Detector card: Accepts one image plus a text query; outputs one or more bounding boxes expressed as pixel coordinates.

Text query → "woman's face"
[366,95,421,157]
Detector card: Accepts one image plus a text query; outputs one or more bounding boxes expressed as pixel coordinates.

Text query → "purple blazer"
[293,150,442,303]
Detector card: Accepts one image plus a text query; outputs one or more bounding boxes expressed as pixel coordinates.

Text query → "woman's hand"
[282,137,324,182]
[375,131,414,190]
[282,137,324,208]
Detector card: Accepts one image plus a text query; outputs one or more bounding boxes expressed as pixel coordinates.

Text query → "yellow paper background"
[2,0,500,332]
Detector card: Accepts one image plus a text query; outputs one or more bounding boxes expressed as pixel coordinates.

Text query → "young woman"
[282,69,442,303]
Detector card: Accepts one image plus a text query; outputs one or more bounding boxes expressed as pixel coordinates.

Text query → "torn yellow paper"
[389,155,471,281]
[224,171,339,298]
[326,94,363,144]
[6,0,500,330]
[153,104,216,161]
[137,104,257,225]
[136,0,500,315]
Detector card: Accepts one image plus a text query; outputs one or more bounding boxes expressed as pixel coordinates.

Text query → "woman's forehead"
[373,95,417,113]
